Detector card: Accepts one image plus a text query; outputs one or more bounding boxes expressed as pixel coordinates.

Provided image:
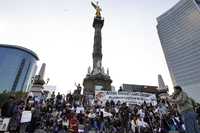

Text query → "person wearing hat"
[167,86,200,133]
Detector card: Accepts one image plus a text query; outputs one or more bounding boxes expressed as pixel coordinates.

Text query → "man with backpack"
[167,86,200,133]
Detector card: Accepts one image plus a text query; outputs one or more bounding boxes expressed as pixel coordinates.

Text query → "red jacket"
[69,117,79,133]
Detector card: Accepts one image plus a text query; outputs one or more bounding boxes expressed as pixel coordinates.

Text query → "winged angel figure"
[91,1,102,17]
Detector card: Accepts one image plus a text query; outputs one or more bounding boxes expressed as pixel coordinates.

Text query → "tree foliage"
[0,91,27,107]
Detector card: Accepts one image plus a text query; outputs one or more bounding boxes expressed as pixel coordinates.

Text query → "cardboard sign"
[20,111,32,123]
[0,118,10,131]
[76,107,85,114]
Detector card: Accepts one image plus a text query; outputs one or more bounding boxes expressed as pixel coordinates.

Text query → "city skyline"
[0,0,179,93]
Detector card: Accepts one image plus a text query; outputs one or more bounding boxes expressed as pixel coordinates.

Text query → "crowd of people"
[0,86,200,133]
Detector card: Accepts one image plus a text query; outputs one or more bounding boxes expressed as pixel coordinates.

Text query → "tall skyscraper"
[157,0,200,101]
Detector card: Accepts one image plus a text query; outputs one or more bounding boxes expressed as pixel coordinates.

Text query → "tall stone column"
[30,63,46,97]
[92,17,104,74]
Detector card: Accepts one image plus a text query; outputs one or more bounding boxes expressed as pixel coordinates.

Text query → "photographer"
[167,86,200,133]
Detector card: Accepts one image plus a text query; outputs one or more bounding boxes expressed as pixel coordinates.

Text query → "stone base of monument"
[83,73,112,96]
[30,85,43,97]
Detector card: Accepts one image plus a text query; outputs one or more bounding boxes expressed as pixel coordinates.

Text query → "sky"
[0,0,180,94]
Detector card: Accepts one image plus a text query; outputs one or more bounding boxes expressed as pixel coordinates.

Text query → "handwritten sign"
[20,111,32,123]
[0,118,10,131]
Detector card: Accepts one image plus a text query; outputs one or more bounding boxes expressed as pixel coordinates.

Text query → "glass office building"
[157,0,200,101]
[0,44,39,92]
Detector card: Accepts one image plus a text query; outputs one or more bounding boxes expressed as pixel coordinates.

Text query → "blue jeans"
[181,111,200,133]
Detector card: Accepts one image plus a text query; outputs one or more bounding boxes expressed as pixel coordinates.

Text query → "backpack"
[188,97,196,111]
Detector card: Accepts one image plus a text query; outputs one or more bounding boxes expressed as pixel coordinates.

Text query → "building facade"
[157,0,200,101]
[0,44,39,92]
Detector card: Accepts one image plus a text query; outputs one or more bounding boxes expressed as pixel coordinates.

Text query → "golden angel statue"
[91,1,102,17]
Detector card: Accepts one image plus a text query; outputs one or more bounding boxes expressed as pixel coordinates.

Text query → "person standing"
[119,103,130,133]
[167,86,200,133]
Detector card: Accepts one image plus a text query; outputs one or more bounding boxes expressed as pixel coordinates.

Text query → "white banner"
[0,118,10,131]
[95,91,157,106]
[20,111,32,123]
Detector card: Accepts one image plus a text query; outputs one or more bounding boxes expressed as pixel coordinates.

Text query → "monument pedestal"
[30,85,44,97]
[83,73,112,96]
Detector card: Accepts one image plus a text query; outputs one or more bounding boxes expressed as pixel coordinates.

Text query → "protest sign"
[76,106,85,114]
[20,111,32,123]
[0,118,10,131]
[95,91,157,106]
